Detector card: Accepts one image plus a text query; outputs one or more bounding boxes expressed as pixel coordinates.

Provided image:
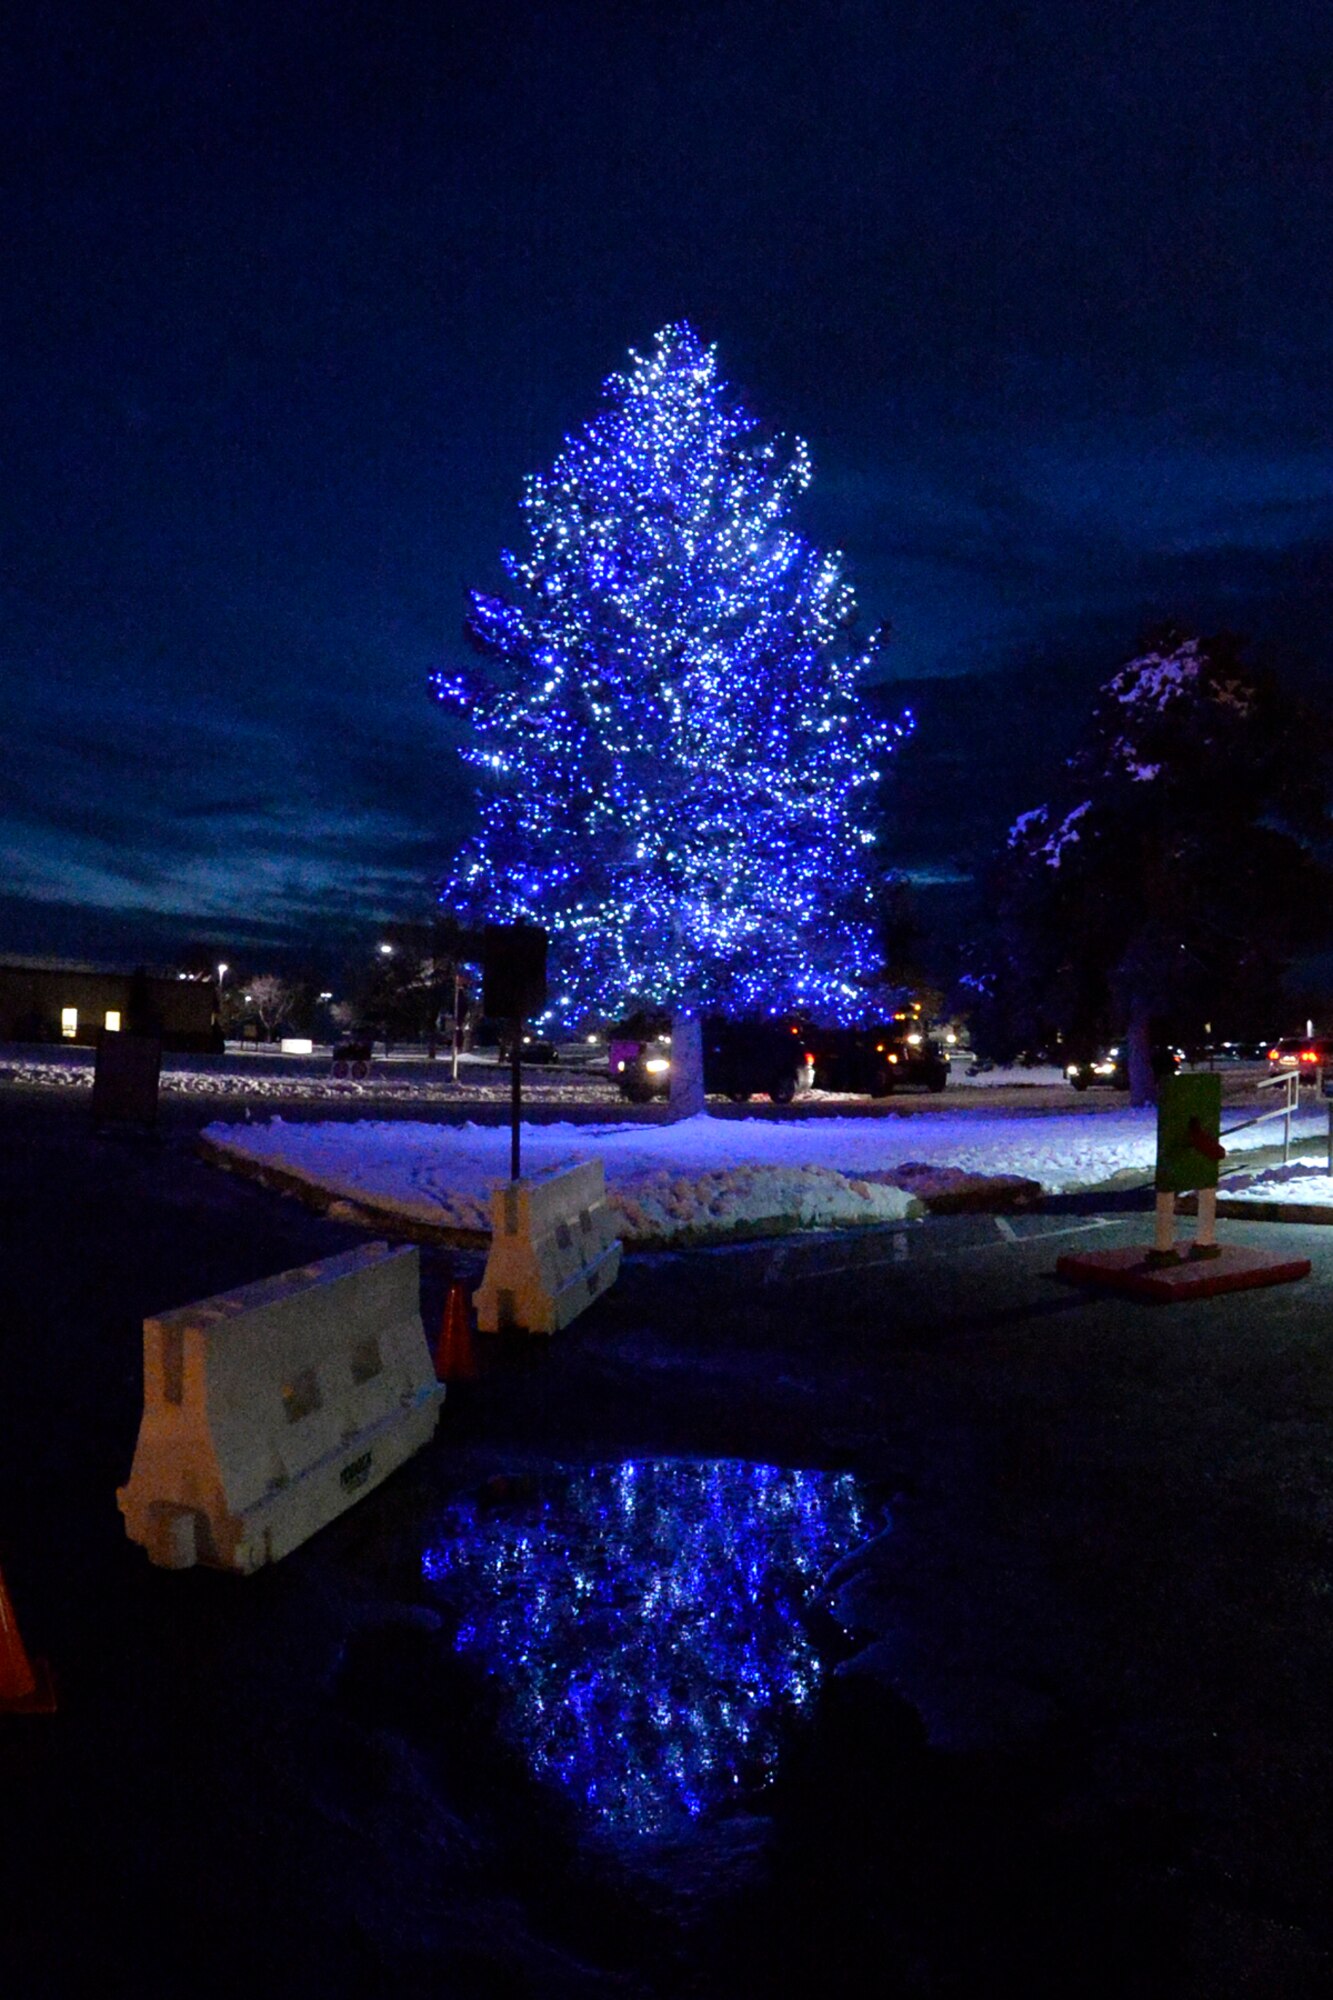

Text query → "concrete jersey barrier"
[474,1159,621,1334]
[118,1243,443,1573]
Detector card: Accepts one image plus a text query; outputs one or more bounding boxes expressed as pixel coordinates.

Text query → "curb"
[1201,1196,1333,1228]
[196,1135,926,1253]
[1176,1156,1333,1224]
[196,1134,490,1250]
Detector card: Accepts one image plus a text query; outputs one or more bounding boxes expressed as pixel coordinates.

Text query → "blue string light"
[433,322,909,1025]
[421,1459,878,1840]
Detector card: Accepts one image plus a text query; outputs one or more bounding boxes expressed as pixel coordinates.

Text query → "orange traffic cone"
[0,1561,56,1715]
[434,1280,479,1384]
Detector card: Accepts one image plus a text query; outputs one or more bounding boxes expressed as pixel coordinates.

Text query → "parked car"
[1065,1044,1181,1090]
[806,1024,949,1097]
[703,1017,807,1104]
[496,1029,559,1064]
[331,1040,373,1079]
[610,1015,808,1104]
[1266,1035,1333,1082]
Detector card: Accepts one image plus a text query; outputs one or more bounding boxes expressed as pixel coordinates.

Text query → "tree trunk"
[1125,1005,1156,1107]
[668,1012,707,1120]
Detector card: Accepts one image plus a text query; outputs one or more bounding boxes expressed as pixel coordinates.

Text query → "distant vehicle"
[1182,1040,1264,1065]
[331,1040,373,1079]
[610,1015,807,1104]
[1065,1044,1181,1091]
[608,1011,672,1099]
[496,1029,559,1065]
[1267,1035,1333,1082]
[703,1017,807,1104]
[806,1025,949,1096]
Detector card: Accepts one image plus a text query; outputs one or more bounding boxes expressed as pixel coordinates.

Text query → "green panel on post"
[1155,1072,1224,1193]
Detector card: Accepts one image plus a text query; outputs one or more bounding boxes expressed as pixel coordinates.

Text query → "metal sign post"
[481,925,548,1187]
[510,1021,522,1181]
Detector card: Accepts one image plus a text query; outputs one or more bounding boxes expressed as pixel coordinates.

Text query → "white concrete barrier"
[473,1159,621,1335]
[118,1243,443,1573]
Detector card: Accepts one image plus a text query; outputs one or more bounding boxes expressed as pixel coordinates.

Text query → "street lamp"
[378,943,394,958]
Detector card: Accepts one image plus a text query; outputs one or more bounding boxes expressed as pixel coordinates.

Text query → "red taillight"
[1267,1048,1280,1061]
[1302,1049,1318,1062]
[803,1051,814,1066]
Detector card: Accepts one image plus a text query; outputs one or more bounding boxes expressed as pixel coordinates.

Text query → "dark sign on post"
[482,925,548,1185]
[91,1031,162,1131]
[482,924,548,1023]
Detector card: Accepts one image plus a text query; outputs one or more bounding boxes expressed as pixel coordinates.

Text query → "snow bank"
[0,1052,584,1103]
[201,1116,920,1244]
[200,1102,1325,1248]
[948,1064,1069,1088]
[1218,1163,1333,1209]
[609,1165,916,1243]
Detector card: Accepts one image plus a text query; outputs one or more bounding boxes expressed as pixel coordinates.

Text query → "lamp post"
[376,943,395,1056]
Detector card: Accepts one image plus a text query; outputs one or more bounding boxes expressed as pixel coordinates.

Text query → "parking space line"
[786,1247,906,1283]
[1015,1215,1117,1243]
[772,1212,1119,1285]
[963,1215,1117,1253]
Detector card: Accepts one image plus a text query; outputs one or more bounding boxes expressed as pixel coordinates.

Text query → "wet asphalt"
[2,1082,1331,1997]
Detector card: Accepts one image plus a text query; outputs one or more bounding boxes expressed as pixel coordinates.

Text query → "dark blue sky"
[3,0,1331,971]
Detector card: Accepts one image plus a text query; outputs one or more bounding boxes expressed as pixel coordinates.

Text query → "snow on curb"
[197,1102,1328,1250]
[1188,1161,1333,1226]
[199,1121,922,1247]
[610,1165,920,1244]
[0,1054,584,1103]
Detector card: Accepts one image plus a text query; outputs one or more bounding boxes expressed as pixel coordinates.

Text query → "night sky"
[4,1,1331,975]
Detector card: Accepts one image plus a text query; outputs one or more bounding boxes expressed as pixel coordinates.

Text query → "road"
[1,1082,1330,1996]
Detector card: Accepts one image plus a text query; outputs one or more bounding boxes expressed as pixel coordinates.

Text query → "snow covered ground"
[0,1048,589,1103]
[202,1114,921,1242]
[201,1101,1328,1247]
[1218,1162,1333,1209]
[949,1063,1069,1088]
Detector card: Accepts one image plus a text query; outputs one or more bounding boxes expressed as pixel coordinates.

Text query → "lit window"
[104,1011,121,1033]
[61,1007,78,1039]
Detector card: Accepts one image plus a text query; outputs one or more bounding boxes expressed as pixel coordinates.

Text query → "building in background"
[0,960,221,1053]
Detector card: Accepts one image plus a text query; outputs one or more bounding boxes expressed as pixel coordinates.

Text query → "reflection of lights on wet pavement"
[421,1460,879,1839]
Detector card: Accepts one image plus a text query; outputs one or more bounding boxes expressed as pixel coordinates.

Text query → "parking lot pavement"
[3,1090,1332,1996]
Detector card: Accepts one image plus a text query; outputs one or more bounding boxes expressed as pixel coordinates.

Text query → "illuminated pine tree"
[433,323,909,1110]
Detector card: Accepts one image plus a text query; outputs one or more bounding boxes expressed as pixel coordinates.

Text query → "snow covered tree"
[245,974,301,1042]
[994,629,1329,1103]
[433,323,908,1113]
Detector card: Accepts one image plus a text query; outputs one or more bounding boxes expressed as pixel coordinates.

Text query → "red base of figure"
[1056,1242,1311,1303]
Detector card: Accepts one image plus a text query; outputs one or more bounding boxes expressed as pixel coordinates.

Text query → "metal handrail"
[1220,1069,1300,1166]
